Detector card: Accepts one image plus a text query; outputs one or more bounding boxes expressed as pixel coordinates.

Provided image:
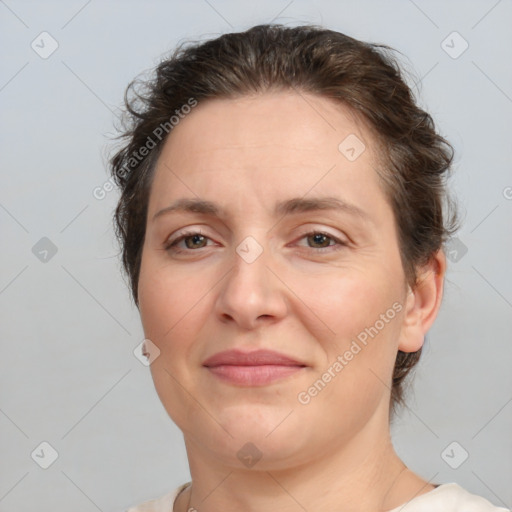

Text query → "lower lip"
[206,365,304,386]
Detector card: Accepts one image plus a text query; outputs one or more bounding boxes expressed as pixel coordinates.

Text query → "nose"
[214,238,288,330]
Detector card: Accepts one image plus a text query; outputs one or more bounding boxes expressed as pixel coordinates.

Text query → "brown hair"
[109,23,458,411]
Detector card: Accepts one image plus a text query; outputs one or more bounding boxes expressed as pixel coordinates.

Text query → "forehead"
[159,91,375,166]
[148,91,388,220]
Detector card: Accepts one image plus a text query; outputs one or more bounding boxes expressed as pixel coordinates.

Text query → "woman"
[110,24,508,512]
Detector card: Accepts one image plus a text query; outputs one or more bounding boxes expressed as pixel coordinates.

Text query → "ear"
[398,249,446,353]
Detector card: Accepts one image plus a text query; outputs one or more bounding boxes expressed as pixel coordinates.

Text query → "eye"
[295,231,347,252]
[165,230,214,252]
[165,229,347,254]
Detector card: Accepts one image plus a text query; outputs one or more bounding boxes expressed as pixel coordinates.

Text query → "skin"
[137,91,446,512]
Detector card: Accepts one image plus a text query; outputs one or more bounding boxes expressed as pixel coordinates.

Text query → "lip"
[203,349,305,367]
[203,349,307,386]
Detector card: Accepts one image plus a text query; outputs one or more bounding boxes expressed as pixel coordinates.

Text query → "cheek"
[137,251,222,393]
[292,268,404,404]
[290,266,402,346]
[138,254,211,427]
[138,253,209,342]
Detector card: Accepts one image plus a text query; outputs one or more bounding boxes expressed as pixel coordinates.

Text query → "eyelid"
[294,225,347,241]
[165,228,213,248]
[291,229,348,252]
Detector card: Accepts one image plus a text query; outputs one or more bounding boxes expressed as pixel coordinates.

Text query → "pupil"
[311,233,328,247]
[187,235,205,248]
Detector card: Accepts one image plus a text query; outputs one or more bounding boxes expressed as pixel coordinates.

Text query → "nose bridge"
[226,234,271,297]
[215,233,287,327]
[235,234,266,266]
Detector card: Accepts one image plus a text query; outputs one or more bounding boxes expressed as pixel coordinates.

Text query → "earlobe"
[397,250,446,353]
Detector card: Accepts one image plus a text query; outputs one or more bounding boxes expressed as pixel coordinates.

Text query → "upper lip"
[203,349,306,367]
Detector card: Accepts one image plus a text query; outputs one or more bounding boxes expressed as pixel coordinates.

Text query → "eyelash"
[165,229,347,254]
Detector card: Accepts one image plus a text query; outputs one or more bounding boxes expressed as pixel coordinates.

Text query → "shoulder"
[390,483,510,512]
[125,482,191,512]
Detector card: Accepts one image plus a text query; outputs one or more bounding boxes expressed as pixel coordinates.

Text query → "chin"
[204,406,315,464]
[203,426,314,472]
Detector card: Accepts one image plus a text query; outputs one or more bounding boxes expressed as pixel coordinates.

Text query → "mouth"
[203,349,307,386]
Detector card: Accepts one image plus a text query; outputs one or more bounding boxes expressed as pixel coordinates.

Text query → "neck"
[175,407,433,512]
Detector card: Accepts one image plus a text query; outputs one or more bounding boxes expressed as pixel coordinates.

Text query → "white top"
[126,482,510,511]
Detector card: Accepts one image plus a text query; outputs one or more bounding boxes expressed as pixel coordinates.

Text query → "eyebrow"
[152,196,370,222]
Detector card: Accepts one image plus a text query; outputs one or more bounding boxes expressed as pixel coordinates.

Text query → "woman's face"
[138,91,426,469]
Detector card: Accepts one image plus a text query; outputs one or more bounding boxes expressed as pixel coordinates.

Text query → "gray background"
[1,1,511,511]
